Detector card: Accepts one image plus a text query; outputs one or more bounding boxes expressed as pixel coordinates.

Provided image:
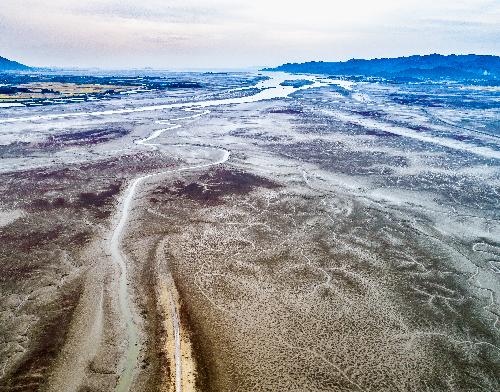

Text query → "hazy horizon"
[1,0,499,69]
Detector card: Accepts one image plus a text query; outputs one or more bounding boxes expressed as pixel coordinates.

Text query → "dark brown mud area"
[151,167,280,205]
[0,279,83,392]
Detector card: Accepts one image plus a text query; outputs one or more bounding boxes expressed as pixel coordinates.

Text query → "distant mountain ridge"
[0,56,31,71]
[264,54,500,80]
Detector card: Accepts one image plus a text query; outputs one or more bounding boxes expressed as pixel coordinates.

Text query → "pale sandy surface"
[0,209,24,228]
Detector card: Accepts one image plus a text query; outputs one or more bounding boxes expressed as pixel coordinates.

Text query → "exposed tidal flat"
[0,70,499,391]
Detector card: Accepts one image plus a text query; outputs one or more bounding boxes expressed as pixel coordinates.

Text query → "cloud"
[0,0,498,68]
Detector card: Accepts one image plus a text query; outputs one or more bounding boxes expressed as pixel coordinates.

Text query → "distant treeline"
[264,54,500,81]
[0,73,203,89]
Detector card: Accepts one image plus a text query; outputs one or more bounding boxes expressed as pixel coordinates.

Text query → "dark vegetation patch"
[14,167,76,181]
[70,231,92,246]
[2,152,169,186]
[76,152,172,174]
[28,182,122,215]
[0,86,32,94]
[449,133,475,142]
[405,124,433,132]
[0,163,127,283]
[0,279,83,392]
[1,151,171,205]
[364,129,399,137]
[0,225,62,253]
[351,109,385,119]
[160,81,202,88]
[41,127,130,147]
[271,139,408,176]
[0,151,171,220]
[0,127,130,158]
[77,183,121,208]
[152,168,279,205]
[268,107,303,115]
[228,128,284,142]
[0,222,92,282]
[0,141,32,159]
[31,197,66,210]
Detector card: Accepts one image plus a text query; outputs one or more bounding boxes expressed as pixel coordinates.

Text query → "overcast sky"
[1,0,499,69]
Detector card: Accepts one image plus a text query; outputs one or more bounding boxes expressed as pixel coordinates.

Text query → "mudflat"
[0,71,499,391]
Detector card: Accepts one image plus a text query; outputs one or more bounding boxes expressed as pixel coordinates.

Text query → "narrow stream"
[107,73,329,391]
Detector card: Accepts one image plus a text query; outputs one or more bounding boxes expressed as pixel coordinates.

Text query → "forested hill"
[0,56,31,71]
[264,54,500,80]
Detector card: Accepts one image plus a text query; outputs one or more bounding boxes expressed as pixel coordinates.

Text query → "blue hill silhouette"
[0,56,31,71]
[264,54,500,80]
